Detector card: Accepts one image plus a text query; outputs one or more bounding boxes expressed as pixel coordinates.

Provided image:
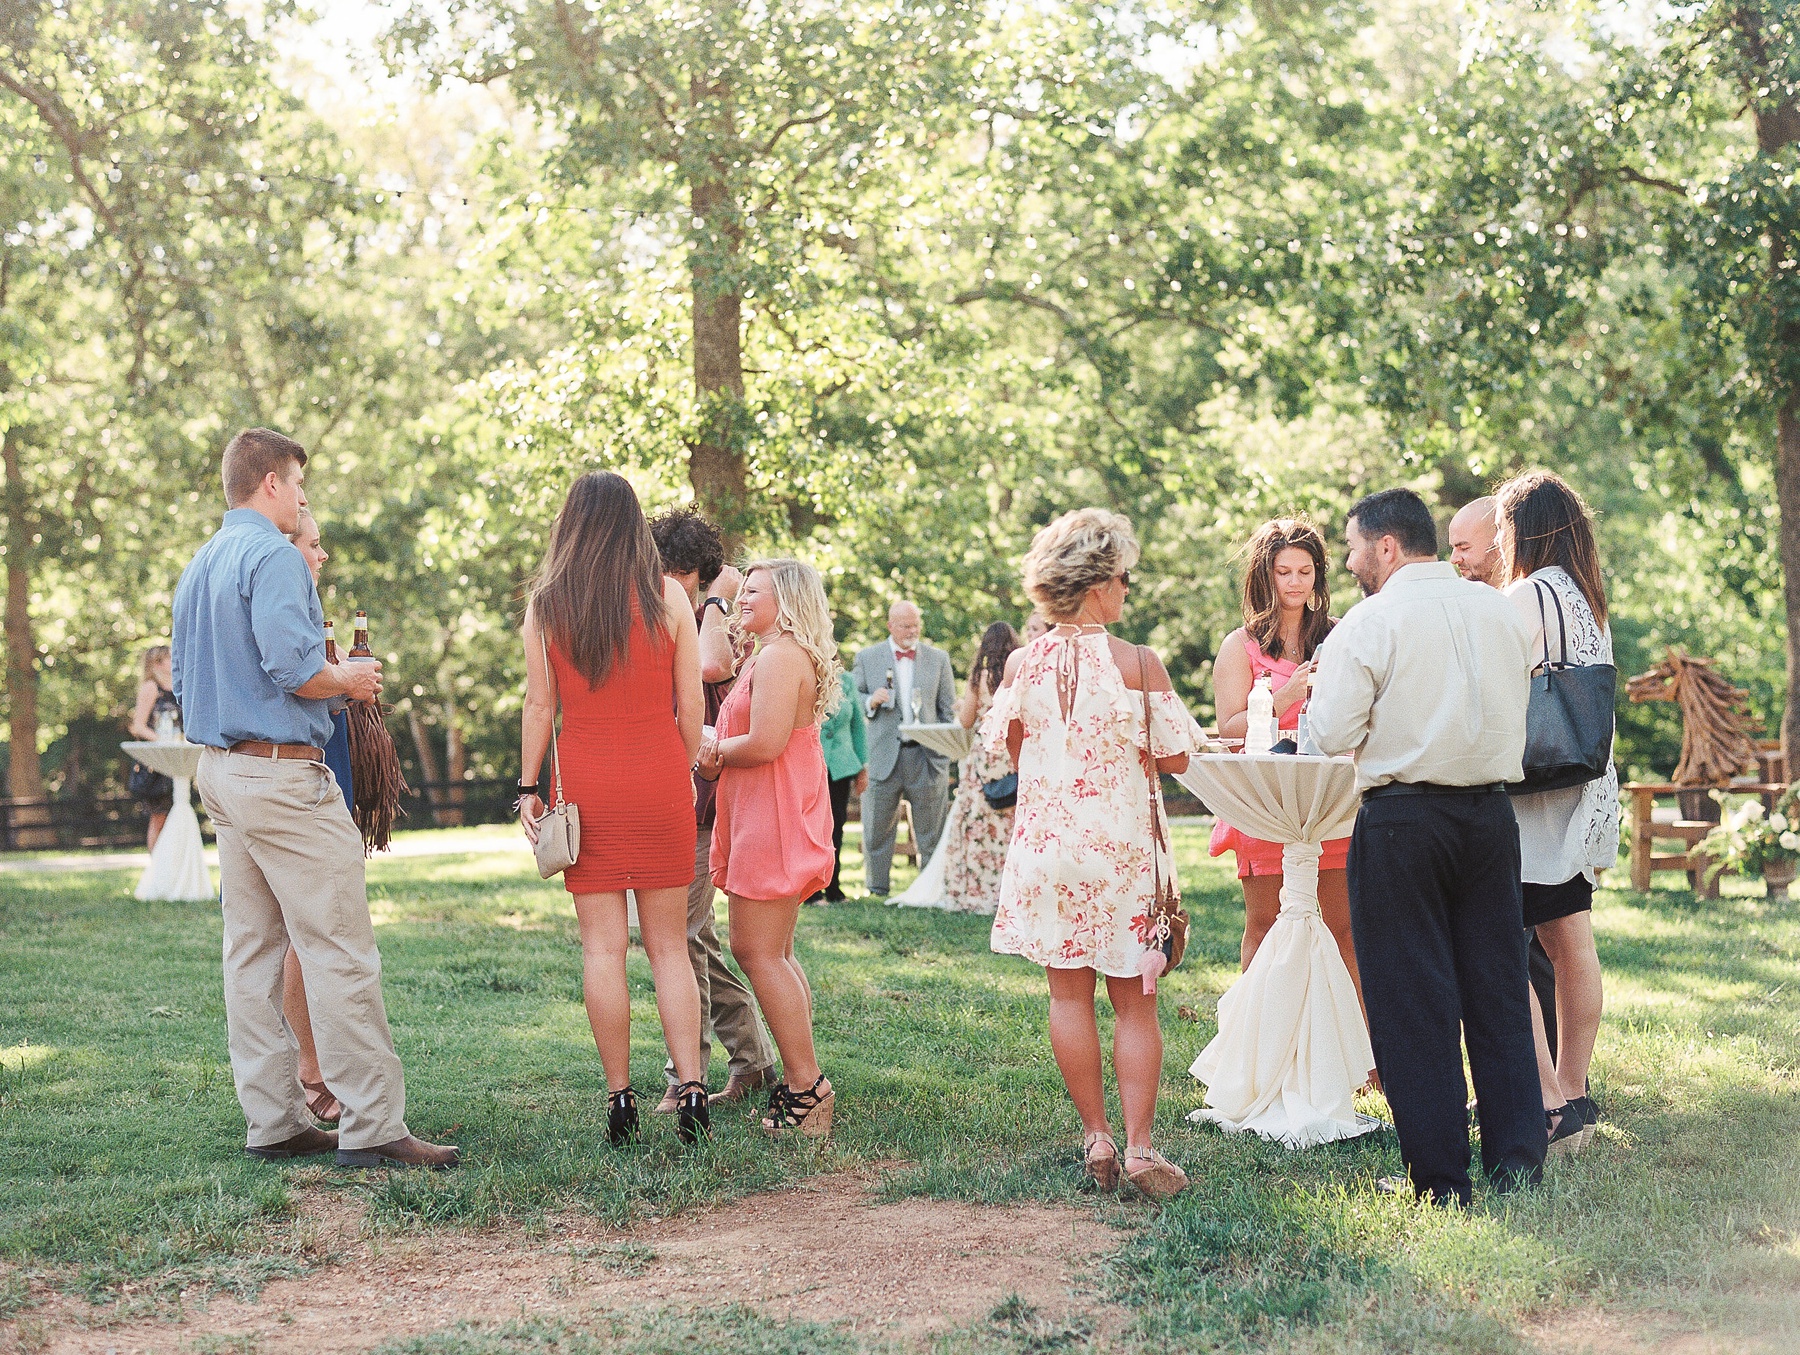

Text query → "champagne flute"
[910,689,924,724]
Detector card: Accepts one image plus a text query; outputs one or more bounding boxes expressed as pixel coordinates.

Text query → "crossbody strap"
[539,624,565,809]
[1136,645,1168,900]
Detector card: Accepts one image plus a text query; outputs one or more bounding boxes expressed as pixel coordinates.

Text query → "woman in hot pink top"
[1210,519,1362,1014]
[696,558,838,1139]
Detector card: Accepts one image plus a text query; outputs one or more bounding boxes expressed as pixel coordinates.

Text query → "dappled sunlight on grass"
[2,826,1799,1349]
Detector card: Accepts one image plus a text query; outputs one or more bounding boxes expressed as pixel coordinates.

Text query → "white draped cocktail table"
[1175,753,1380,1148]
[120,741,214,902]
[902,722,975,761]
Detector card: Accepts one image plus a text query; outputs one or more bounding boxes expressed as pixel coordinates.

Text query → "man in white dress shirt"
[852,600,956,897]
[1309,488,1545,1205]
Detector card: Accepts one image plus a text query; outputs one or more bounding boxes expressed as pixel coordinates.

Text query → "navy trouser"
[1347,789,1546,1204]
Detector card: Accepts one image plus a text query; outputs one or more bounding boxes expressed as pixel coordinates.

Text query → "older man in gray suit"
[853,600,957,897]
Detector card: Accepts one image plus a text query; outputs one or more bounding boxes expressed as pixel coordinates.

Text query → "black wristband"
[517,779,541,799]
[703,595,732,616]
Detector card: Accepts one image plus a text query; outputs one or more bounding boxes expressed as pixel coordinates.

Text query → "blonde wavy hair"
[1022,508,1140,620]
[734,558,844,724]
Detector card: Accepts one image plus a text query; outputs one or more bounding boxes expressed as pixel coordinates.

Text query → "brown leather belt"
[228,740,324,762]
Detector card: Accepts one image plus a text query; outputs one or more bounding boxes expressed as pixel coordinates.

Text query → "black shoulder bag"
[1507,581,1616,796]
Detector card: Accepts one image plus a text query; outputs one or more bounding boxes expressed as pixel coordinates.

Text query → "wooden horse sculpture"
[1626,648,1759,786]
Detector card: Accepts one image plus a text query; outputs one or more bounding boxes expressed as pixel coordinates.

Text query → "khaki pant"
[665,824,776,1086]
[197,747,409,1151]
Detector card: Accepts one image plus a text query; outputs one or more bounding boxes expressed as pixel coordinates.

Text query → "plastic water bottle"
[1245,676,1276,754]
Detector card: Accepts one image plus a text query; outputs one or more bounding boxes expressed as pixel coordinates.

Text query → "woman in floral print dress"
[939,622,1022,913]
[982,509,1202,1199]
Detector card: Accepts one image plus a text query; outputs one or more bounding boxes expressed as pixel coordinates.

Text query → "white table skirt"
[1174,753,1379,1148]
[904,722,974,760]
[121,742,214,902]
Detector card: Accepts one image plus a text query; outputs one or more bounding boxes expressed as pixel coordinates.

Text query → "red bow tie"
[894,648,917,661]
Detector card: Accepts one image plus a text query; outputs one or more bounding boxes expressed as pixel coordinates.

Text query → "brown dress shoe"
[653,1085,681,1115]
[709,1066,775,1106]
[244,1126,338,1161]
[336,1134,460,1170]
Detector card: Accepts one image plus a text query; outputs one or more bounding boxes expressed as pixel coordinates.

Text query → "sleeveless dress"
[1208,634,1351,879]
[131,686,182,813]
[550,608,697,895]
[710,654,835,901]
[982,630,1202,977]
[938,685,1014,914]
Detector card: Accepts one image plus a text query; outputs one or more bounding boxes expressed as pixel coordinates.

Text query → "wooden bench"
[1625,780,1787,896]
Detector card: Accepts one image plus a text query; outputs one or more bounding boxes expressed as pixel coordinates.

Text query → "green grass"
[2,825,1799,1352]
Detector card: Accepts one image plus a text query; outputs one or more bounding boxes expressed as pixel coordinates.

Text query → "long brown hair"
[1495,470,1608,628]
[529,472,668,687]
[970,621,1020,696]
[1240,518,1334,662]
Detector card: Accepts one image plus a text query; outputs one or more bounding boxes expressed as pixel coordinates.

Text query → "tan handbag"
[533,627,581,880]
[1137,646,1189,969]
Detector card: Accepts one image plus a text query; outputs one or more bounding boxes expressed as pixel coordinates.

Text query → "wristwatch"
[703,595,732,617]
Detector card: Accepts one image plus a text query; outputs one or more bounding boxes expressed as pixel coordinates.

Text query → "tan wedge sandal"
[763,1074,834,1139]
[1125,1147,1189,1200]
[1084,1131,1120,1190]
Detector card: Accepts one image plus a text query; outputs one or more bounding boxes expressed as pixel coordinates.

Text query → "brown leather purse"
[1137,646,1189,969]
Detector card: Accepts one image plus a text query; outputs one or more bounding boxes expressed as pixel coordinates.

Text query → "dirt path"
[4,1171,1127,1354]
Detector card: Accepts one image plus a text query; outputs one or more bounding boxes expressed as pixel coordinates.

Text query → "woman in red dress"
[1210,518,1363,1015]
[518,472,709,1146]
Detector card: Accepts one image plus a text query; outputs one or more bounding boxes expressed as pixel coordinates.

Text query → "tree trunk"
[686,89,748,549]
[3,426,44,803]
[1778,398,1800,764]
[441,695,465,828]
[406,707,444,826]
[1760,88,1800,765]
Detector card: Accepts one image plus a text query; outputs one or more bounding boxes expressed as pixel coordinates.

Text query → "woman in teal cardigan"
[813,666,868,902]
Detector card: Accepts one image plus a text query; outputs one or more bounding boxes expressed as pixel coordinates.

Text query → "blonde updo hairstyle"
[734,557,845,724]
[1021,508,1140,621]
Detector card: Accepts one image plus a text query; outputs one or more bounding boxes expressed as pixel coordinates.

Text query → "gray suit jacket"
[852,638,957,782]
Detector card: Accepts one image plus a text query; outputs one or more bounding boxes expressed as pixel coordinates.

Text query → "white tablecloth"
[121,742,214,902]
[904,722,974,760]
[1175,753,1379,1148]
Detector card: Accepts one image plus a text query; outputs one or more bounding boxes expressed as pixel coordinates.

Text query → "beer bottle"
[349,610,373,660]
[323,620,340,665]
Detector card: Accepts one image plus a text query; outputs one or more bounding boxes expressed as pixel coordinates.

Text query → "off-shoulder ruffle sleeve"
[1147,689,1204,758]
[978,675,1023,760]
[1105,681,1203,759]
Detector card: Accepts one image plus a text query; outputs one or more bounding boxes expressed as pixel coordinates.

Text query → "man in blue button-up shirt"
[174,427,458,1170]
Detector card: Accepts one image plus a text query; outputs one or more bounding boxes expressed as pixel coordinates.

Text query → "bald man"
[1448,497,1503,587]
[1449,494,1563,1066]
[852,601,956,897]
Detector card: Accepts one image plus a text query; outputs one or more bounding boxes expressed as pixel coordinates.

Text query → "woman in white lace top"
[1497,471,1618,1156]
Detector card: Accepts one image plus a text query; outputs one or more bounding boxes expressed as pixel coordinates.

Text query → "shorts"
[1522,874,1593,929]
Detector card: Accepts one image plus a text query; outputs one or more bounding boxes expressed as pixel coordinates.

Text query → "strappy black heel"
[761,1074,834,1139]
[675,1080,711,1145]
[607,1086,640,1147]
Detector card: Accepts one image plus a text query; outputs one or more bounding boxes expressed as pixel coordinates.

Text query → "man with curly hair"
[647,508,778,1109]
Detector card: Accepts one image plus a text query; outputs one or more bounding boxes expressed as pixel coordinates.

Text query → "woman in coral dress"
[696,558,840,1138]
[984,509,1201,1199]
[1209,518,1361,1012]
[519,472,710,1148]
